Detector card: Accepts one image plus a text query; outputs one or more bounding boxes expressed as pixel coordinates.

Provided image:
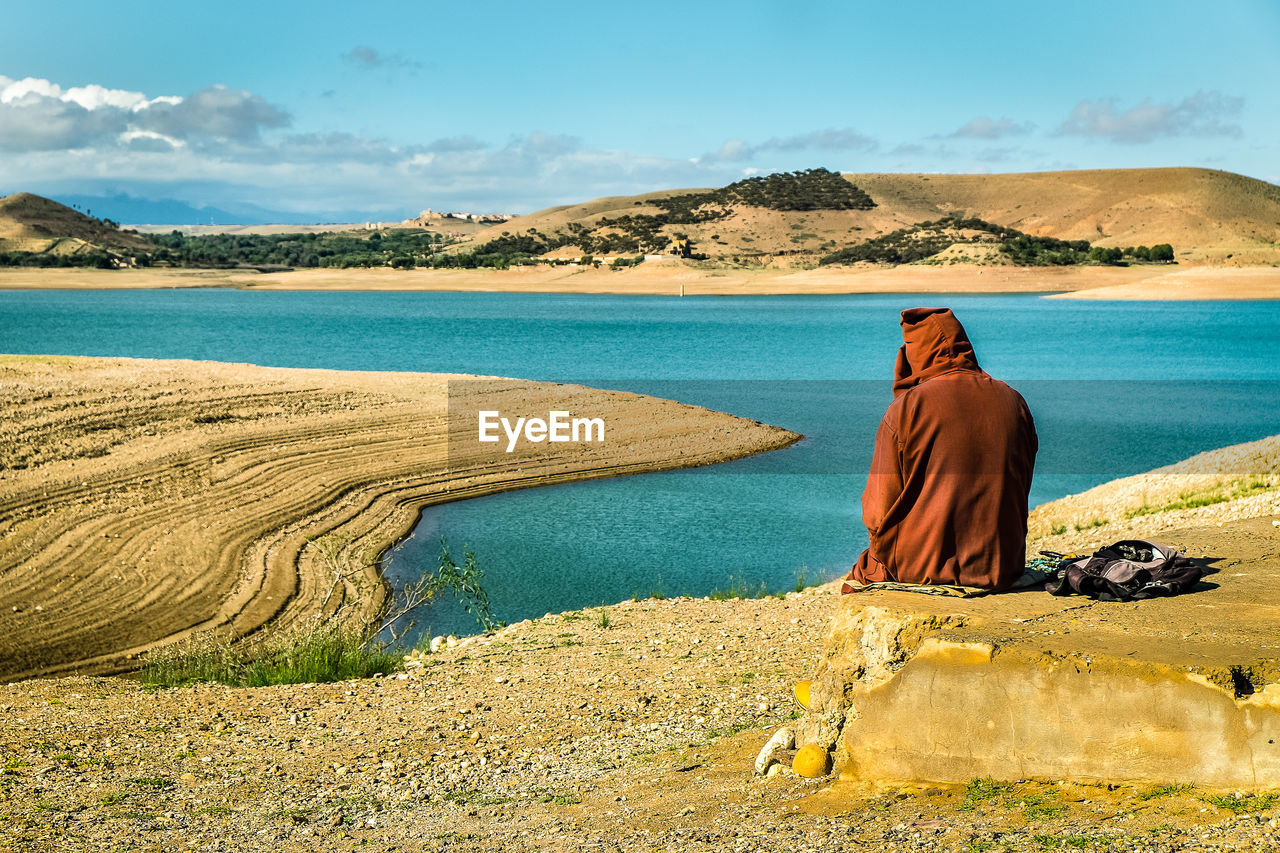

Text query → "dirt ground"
[1,577,1277,852]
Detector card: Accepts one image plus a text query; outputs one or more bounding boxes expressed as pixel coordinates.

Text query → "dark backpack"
[1044,539,1203,601]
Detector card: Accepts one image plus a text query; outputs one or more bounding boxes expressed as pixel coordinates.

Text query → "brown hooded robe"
[847,307,1037,590]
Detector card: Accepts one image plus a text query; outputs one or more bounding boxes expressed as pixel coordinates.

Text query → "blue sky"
[2,0,1277,221]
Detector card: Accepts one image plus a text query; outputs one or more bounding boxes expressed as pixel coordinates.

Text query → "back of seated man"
[845,307,1038,591]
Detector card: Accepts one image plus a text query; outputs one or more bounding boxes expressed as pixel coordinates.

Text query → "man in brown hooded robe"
[845,307,1037,591]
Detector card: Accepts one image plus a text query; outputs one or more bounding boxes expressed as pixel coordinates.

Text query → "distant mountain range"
[474,167,1280,266]
[5,167,1280,268]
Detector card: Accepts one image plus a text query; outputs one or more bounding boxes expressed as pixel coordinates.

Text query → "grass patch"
[596,607,611,629]
[1138,783,1192,800]
[708,573,766,600]
[702,722,756,740]
[1049,521,1068,536]
[708,573,795,600]
[1017,794,1068,821]
[442,789,513,806]
[1073,517,1108,532]
[956,777,1013,811]
[127,776,173,791]
[1033,834,1102,849]
[532,789,581,806]
[142,623,401,689]
[957,779,1068,820]
[1125,477,1274,519]
[1202,792,1280,813]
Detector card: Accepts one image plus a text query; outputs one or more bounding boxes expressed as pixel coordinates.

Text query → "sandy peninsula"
[0,356,798,681]
[3,261,1279,298]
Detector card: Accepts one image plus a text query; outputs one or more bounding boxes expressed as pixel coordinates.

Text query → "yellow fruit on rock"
[793,680,812,709]
[792,744,829,778]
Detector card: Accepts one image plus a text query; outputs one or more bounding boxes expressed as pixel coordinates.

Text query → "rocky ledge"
[798,517,1280,791]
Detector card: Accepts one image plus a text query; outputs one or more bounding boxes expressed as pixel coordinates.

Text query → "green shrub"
[143,536,498,688]
[141,622,400,689]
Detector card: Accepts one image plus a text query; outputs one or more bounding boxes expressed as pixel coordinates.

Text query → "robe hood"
[892,307,982,397]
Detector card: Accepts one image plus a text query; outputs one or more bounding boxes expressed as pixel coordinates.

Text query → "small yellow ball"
[792,744,830,778]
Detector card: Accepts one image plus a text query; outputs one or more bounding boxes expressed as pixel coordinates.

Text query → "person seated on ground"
[845,307,1037,592]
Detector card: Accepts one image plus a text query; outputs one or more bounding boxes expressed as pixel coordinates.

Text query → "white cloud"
[948,116,1034,140]
[342,46,422,72]
[1,76,894,218]
[0,77,290,152]
[706,127,877,163]
[1056,91,1244,144]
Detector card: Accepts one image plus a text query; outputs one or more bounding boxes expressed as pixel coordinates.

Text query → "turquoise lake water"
[3,289,1279,640]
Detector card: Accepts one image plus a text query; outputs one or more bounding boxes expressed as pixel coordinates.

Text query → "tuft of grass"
[1049,521,1068,536]
[956,777,1013,811]
[1202,792,1280,814]
[1033,834,1101,849]
[1138,783,1192,800]
[1004,789,1067,820]
[1073,517,1108,532]
[596,608,611,629]
[708,575,768,600]
[793,565,811,593]
[701,721,755,740]
[144,535,499,688]
[127,776,173,791]
[142,623,400,689]
[443,789,513,806]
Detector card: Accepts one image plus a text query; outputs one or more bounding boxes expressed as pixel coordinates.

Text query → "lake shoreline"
[0,356,798,680]
[2,262,1279,298]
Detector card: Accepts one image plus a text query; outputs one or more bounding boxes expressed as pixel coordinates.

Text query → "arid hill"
[0,192,152,256]
[465,168,1280,267]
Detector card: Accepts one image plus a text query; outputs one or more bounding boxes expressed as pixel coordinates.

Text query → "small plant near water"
[709,569,811,600]
[793,565,811,593]
[708,575,769,600]
[143,536,498,688]
[596,607,611,629]
[142,623,402,689]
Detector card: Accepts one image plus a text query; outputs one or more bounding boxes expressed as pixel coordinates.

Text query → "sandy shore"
[4,263,1279,298]
[0,356,798,680]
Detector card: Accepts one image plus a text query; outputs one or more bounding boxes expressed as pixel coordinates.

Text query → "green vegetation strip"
[1124,477,1274,519]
